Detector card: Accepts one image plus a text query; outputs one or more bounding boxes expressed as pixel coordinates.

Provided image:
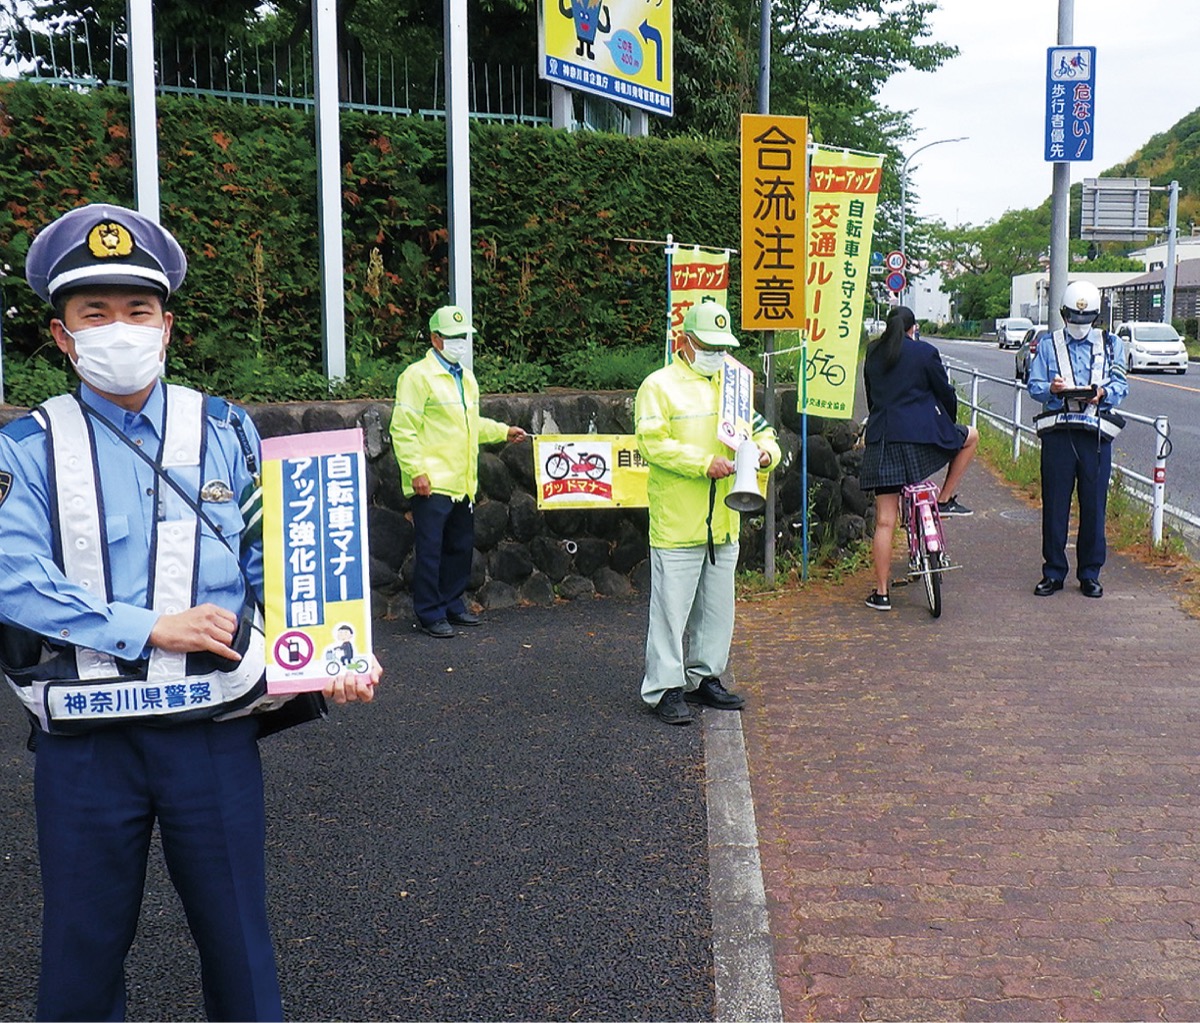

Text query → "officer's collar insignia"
[0,471,11,508]
[200,479,235,503]
[87,221,135,259]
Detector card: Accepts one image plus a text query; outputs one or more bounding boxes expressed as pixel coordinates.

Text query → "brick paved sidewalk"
[734,466,1200,1022]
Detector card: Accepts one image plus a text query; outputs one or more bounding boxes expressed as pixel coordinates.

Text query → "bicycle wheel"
[583,453,607,480]
[918,532,942,619]
[546,452,570,480]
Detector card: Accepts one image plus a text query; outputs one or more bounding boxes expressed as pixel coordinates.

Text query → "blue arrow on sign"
[639,20,664,82]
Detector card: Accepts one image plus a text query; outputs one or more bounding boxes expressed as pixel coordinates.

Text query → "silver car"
[1116,321,1188,374]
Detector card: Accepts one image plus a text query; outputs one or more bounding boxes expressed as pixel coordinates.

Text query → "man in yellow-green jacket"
[389,306,527,637]
[635,302,781,725]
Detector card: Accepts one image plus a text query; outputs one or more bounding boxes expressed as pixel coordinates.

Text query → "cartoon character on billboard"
[560,0,610,60]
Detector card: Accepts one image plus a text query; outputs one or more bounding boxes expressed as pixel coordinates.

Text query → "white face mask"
[440,336,471,364]
[689,348,727,377]
[1065,320,1094,340]
[65,321,166,396]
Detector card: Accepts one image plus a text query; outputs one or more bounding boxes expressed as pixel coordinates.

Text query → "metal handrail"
[942,357,1183,545]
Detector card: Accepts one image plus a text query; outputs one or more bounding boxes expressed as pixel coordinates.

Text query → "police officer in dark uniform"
[0,204,381,1021]
[1028,280,1128,598]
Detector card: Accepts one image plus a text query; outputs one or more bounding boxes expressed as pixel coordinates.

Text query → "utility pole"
[1163,180,1179,325]
[1047,0,1074,331]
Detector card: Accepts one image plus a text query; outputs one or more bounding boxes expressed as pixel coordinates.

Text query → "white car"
[996,317,1034,349]
[1115,321,1188,374]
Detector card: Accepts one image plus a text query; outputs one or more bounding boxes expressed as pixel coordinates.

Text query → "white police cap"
[25,203,188,304]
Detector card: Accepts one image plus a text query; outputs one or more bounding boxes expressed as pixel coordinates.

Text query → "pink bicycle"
[899,479,956,618]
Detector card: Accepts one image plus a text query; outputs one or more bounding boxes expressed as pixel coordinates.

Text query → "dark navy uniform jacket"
[863,337,961,449]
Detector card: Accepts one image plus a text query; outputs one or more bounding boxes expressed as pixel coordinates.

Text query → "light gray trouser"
[641,542,738,707]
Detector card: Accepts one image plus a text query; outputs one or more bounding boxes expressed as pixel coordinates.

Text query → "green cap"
[428,305,476,338]
[683,301,739,348]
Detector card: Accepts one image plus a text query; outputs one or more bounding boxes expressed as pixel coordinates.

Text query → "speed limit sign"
[885,251,906,271]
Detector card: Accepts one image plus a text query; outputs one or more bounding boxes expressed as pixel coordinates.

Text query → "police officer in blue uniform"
[1027,280,1128,598]
[0,204,381,1021]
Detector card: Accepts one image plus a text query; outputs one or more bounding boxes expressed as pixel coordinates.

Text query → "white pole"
[127,0,159,221]
[445,0,474,371]
[312,0,347,383]
[898,137,967,306]
[1048,0,1074,331]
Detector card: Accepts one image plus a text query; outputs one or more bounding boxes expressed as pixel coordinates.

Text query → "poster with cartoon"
[538,0,674,116]
[262,429,374,694]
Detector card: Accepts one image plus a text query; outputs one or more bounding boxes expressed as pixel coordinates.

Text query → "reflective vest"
[1034,329,1125,441]
[3,387,277,735]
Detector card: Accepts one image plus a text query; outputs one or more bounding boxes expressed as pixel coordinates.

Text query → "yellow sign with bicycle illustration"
[801,147,884,420]
[533,435,649,509]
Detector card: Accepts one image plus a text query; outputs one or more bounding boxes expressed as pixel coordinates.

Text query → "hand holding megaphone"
[724,438,766,514]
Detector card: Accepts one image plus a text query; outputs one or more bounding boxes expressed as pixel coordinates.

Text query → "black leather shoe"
[1034,577,1064,596]
[655,688,693,725]
[447,611,481,626]
[420,619,455,638]
[1080,579,1104,598]
[684,676,745,710]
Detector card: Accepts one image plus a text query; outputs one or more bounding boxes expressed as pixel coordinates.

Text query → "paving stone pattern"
[736,467,1200,1022]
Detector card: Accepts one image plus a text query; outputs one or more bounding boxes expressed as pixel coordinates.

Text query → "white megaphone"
[724,438,766,514]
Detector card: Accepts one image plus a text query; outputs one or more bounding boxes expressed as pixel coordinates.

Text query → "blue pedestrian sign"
[1044,46,1096,162]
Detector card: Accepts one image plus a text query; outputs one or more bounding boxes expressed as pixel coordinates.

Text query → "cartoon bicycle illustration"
[803,348,847,387]
[544,442,607,481]
[323,623,369,674]
[1055,51,1089,79]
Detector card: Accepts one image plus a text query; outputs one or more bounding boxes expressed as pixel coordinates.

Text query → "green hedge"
[0,80,741,404]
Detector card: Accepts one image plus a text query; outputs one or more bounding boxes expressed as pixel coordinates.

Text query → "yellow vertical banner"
[667,246,729,359]
[740,114,808,330]
[261,429,374,694]
[801,148,884,419]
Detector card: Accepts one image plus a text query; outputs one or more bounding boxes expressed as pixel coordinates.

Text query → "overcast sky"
[876,0,1199,228]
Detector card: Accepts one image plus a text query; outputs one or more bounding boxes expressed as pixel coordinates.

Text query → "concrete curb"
[702,701,782,1023]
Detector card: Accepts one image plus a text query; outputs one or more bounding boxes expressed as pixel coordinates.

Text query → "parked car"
[996,316,1035,349]
[1116,321,1188,374]
[1015,326,1051,384]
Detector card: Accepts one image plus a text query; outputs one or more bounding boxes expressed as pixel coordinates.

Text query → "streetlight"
[899,136,968,307]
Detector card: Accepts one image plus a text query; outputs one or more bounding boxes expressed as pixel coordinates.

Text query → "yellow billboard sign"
[740,114,808,330]
[539,0,673,116]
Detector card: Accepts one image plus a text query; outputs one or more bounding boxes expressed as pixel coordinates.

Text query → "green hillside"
[1105,107,1200,228]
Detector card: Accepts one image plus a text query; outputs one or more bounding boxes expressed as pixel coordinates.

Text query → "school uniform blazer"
[863,337,961,449]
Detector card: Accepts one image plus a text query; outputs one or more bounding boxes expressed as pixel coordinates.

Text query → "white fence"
[943,358,1182,546]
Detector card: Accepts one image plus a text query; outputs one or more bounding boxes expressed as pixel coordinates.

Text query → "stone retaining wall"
[245,386,867,621]
[0,388,868,621]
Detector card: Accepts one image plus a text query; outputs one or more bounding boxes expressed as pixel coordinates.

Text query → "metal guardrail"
[942,357,1184,546]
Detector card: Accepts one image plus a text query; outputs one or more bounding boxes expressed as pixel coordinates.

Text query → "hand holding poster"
[262,429,375,695]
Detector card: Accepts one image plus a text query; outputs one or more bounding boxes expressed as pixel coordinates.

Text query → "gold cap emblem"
[87,222,134,259]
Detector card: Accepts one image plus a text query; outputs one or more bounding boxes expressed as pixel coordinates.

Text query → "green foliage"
[0,80,743,404]
[1,354,73,408]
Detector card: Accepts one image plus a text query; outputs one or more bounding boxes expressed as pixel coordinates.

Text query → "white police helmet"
[1060,280,1101,325]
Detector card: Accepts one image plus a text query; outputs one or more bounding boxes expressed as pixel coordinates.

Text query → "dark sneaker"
[864,591,892,611]
[447,610,481,626]
[419,619,455,638]
[937,496,973,517]
[684,676,745,710]
[655,688,693,725]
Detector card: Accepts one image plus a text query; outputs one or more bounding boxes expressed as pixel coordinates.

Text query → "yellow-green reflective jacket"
[389,349,509,500]
[635,358,780,549]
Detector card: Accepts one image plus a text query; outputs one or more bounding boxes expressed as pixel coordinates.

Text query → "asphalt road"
[0,596,714,1022]
[934,336,1200,520]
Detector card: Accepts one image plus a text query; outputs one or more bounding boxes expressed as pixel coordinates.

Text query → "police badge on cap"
[25,203,188,305]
